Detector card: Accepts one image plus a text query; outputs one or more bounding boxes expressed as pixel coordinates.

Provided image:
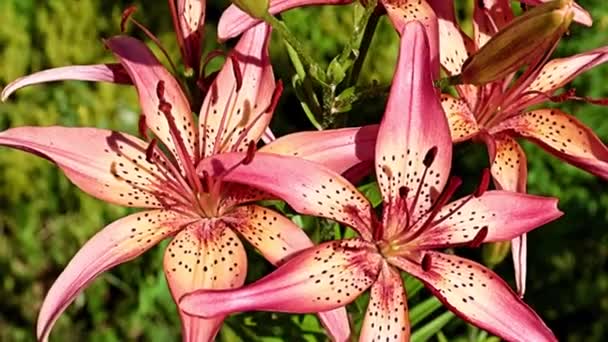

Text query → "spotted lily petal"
[1,64,130,101]
[38,210,186,341]
[375,22,451,217]
[199,23,275,157]
[0,126,171,208]
[106,36,198,162]
[197,152,374,240]
[180,239,382,317]
[169,0,206,73]
[164,225,247,342]
[440,94,480,143]
[525,46,608,96]
[490,134,527,192]
[381,0,440,77]
[360,263,410,341]
[494,109,608,179]
[232,204,351,340]
[521,0,591,26]
[394,252,557,342]
[218,0,353,41]
[412,191,562,248]
[261,125,378,174]
[428,0,473,75]
[473,0,514,48]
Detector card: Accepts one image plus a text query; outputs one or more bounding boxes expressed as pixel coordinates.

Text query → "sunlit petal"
[197,152,375,240]
[375,22,451,220]
[37,210,186,341]
[525,46,608,96]
[106,36,197,161]
[494,109,608,179]
[360,263,410,341]
[171,0,206,72]
[428,0,473,75]
[490,134,527,192]
[1,64,130,101]
[440,94,480,143]
[381,0,440,76]
[199,23,275,157]
[392,252,557,341]
[231,204,351,340]
[0,126,173,208]
[411,191,562,248]
[217,0,353,41]
[164,224,247,342]
[180,239,382,317]
[261,125,378,174]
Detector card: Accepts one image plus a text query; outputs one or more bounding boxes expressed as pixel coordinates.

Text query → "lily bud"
[482,241,511,268]
[456,0,575,85]
[231,0,269,19]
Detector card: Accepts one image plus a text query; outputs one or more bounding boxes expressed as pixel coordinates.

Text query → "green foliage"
[1,0,608,341]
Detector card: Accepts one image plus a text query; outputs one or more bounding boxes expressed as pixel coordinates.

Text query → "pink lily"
[0,23,378,341]
[431,0,607,295]
[180,22,562,341]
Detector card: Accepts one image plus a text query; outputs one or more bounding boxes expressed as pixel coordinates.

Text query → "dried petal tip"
[230,0,269,19]
[457,0,575,85]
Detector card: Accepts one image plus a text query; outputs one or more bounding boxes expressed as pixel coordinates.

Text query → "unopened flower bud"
[456,0,575,85]
[482,241,511,268]
[231,0,269,19]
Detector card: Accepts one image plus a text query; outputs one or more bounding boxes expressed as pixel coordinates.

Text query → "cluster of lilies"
[1,0,607,341]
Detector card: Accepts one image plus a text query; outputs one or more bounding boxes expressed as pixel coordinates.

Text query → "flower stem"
[348,7,382,86]
[263,13,324,83]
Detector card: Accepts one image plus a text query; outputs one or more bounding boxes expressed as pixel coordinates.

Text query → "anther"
[423,146,438,167]
[230,54,243,92]
[265,80,284,114]
[138,113,148,140]
[469,226,489,248]
[474,168,491,197]
[120,5,138,33]
[421,253,432,272]
[398,186,410,199]
[156,80,166,102]
[242,141,256,165]
[145,139,158,163]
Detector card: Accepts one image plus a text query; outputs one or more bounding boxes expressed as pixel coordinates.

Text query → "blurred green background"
[1,0,607,341]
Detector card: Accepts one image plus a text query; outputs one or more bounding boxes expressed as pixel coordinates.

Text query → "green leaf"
[410,311,455,342]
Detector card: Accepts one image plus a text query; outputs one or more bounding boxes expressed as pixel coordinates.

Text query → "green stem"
[263,13,324,82]
[349,7,381,85]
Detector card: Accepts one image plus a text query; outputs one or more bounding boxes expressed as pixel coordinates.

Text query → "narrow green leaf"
[411,311,455,342]
[409,297,443,327]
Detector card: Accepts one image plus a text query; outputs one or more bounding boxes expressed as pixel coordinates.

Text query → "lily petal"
[261,125,378,174]
[428,0,474,75]
[0,126,171,208]
[232,204,351,340]
[217,0,353,41]
[219,183,273,209]
[525,46,608,96]
[164,224,247,342]
[180,239,382,317]
[170,0,206,73]
[1,64,130,101]
[412,190,562,248]
[37,210,186,341]
[490,134,527,192]
[521,0,592,26]
[494,109,608,179]
[381,0,440,77]
[490,134,529,297]
[395,251,557,342]
[106,36,197,161]
[440,94,480,143]
[197,152,374,240]
[473,0,514,48]
[233,204,314,265]
[375,22,451,217]
[199,23,275,157]
[360,263,410,341]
